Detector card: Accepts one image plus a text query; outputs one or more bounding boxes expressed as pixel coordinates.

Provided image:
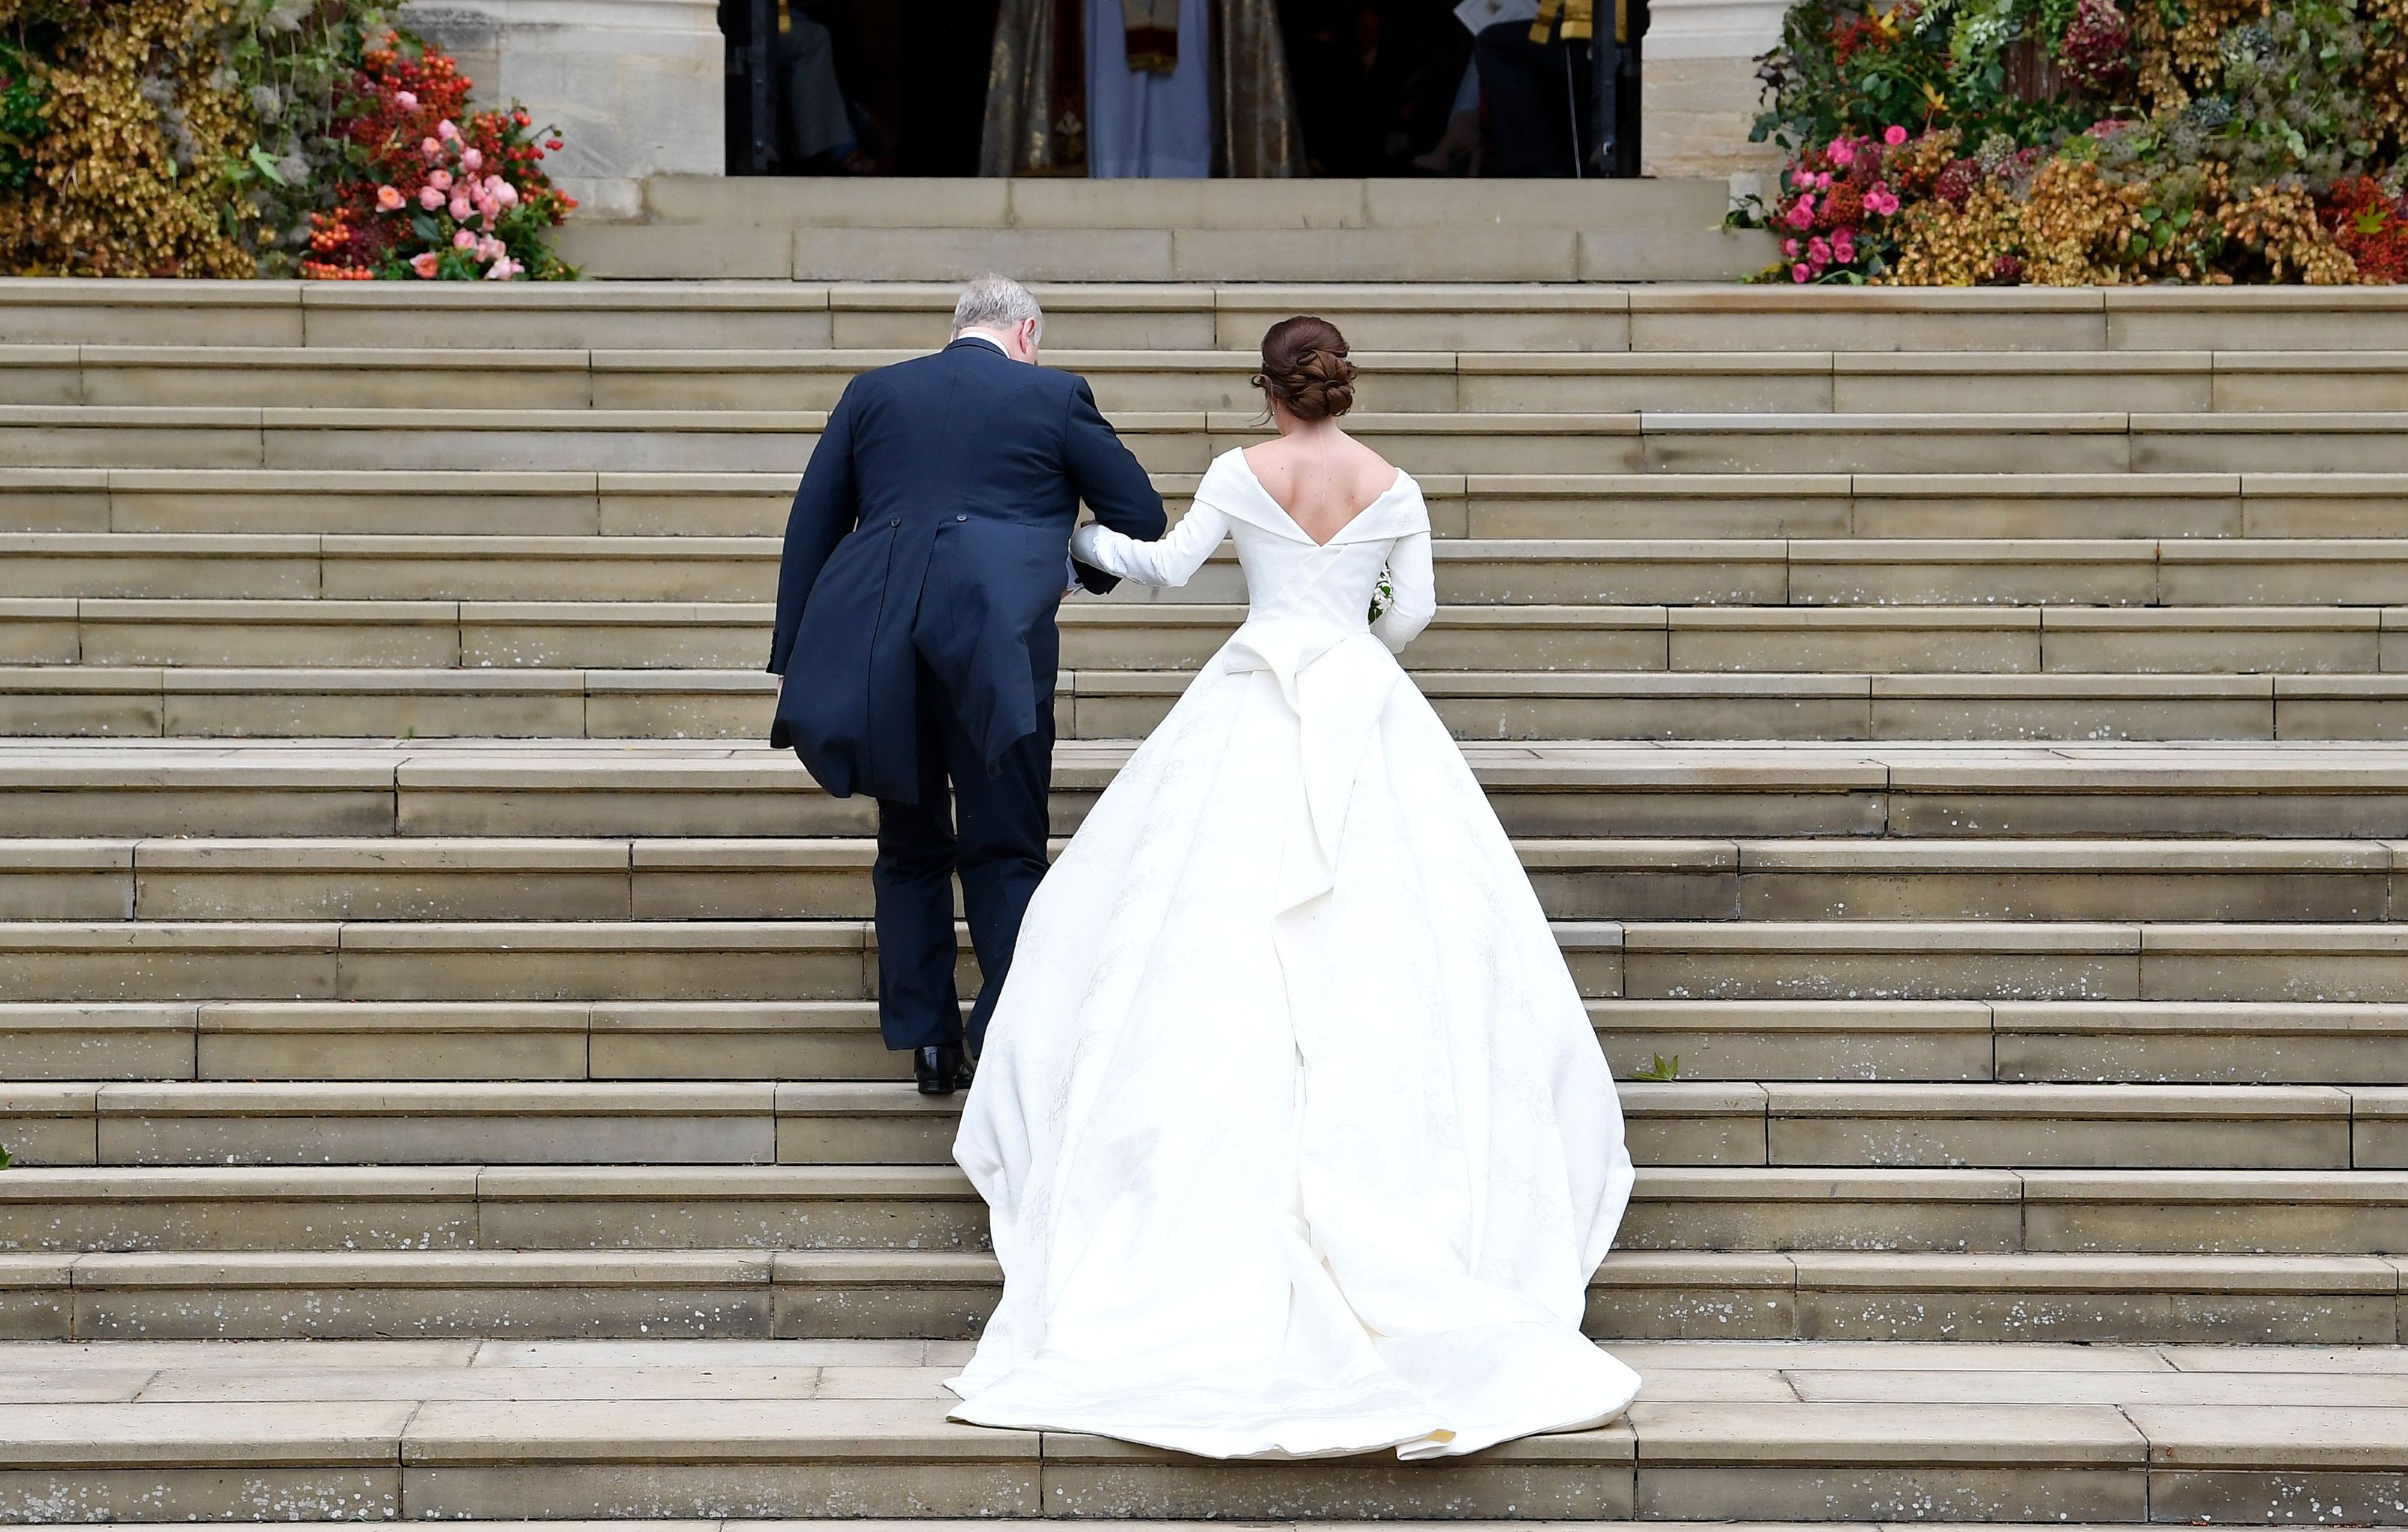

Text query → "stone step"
[12,277,2408,353]
[569,223,1779,284]
[0,1248,2397,1345]
[0,834,2397,924]
[9,997,2408,1089]
[20,345,2408,416]
[26,740,2408,841]
[14,469,2405,541]
[20,664,2408,741]
[25,600,2408,677]
[11,405,2408,476]
[7,1161,2407,1255]
[0,1338,2404,1521]
[2,1080,2389,1174]
[638,174,1741,230]
[16,916,2408,1004]
[23,532,2408,608]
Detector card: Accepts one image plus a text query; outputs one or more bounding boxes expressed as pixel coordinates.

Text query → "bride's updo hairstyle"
[1254,315,1357,422]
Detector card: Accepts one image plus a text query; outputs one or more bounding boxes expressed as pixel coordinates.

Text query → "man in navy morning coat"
[767,275,1167,1094]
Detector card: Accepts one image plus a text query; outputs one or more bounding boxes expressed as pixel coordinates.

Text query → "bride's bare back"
[1242,431,1398,546]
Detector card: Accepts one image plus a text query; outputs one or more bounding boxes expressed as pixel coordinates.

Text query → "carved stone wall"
[398,0,725,219]
[1643,0,1786,187]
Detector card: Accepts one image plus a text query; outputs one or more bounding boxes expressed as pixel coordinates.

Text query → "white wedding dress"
[947,447,1641,1461]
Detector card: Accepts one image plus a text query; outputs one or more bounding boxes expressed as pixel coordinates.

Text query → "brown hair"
[1254,315,1356,422]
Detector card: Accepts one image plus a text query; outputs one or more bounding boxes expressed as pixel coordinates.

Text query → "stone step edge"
[7,831,2408,870]
[23,404,2408,432]
[34,530,2408,564]
[2,1247,2397,1302]
[20,739,2408,790]
[5,1078,2391,1126]
[31,667,2408,698]
[29,915,2408,951]
[2,1247,2401,1347]
[8,1161,2406,1199]
[9,999,2407,1090]
[0,1391,2391,1529]
[31,599,2408,634]
[36,342,2408,373]
[13,466,2408,496]
[19,272,2408,312]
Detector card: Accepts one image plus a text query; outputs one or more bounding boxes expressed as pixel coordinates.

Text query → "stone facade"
[1642,0,1786,188]
[398,0,725,220]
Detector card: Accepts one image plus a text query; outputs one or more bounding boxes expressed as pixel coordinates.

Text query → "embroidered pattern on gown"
[948,448,1641,1461]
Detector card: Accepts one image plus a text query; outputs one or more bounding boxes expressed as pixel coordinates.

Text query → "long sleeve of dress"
[1371,528,1437,653]
[1070,498,1232,588]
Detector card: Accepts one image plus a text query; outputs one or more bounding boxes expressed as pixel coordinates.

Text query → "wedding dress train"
[947,448,1641,1460]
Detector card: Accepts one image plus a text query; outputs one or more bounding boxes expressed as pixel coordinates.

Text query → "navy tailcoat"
[767,338,1167,802]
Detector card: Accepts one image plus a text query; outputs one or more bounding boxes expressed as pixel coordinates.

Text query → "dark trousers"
[871,653,1052,1055]
[1473,20,1581,178]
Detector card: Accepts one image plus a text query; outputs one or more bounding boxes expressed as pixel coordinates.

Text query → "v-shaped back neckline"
[1236,446,1409,548]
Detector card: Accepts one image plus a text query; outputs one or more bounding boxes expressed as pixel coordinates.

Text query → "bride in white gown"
[948,317,1641,1461]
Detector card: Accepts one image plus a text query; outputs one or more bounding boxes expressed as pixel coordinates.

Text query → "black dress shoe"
[914,1044,966,1095]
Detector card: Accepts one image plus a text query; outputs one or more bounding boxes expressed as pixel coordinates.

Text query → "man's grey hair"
[952,273,1043,341]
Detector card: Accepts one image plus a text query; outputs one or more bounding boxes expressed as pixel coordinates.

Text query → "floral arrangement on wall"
[299,38,574,280]
[1743,0,2408,284]
[0,0,572,279]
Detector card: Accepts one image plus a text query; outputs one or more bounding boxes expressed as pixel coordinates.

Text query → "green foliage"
[1632,1054,1682,1082]
[216,1,395,274]
[0,35,43,190]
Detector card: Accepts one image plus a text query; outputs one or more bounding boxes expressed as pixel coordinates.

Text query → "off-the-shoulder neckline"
[1229,447,1413,548]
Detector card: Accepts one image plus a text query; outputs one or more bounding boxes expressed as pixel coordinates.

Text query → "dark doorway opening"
[722,0,1642,178]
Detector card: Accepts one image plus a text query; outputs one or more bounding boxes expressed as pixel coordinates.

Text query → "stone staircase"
[549,178,1779,282]
[2,275,2406,1521]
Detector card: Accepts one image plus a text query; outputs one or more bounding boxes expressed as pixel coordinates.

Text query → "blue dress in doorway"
[1087,0,1213,178]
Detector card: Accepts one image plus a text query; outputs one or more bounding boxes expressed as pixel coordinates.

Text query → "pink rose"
[1828,140,1855,167]
[428,169,453,191]
[395,90,419,110]
[375,185,404,212]
[1785,195,1816,229]
[491,179,519,208]
[1791,263,1811,283]
[449,197,473,221]
[452,228,477,250]
[1816,171,1833,189]
[1782,238,1800,257]
[421,137,442,161]
[1833,231,1857,261]
[1793,167,1816,190]
[1884,125,1908,146]
[409,251,440,279]
[461,148,482,171]
[436,119,461,142]
[1808,236,1832,263]
[418,185,445,210]
[483,257,521,281]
